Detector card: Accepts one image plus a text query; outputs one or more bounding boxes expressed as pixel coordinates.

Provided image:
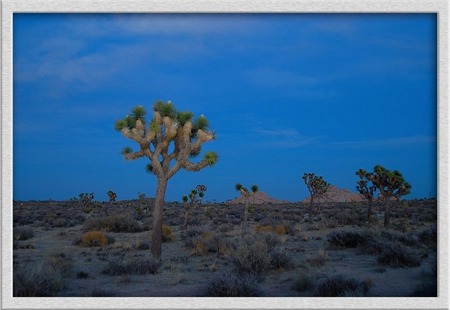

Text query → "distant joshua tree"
[115,101,218,259]
[367,165,411,227]
[356,169,377,222]
[302,173,329,222]
[107,190,117,202]
[79,192,94,208]
[182,184,207,229]
[235,183,258,238]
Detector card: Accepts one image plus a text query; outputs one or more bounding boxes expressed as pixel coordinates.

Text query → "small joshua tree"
[302,173,329,222]
[182,184,207,229]
[235,183,258,238]
[79,192,94,208]
[356,169,377,222]
[115,101,218,259]
[107,190,117,202]
[367,165,411,227]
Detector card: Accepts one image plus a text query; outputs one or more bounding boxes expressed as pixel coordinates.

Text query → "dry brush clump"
[316,275,373,297]
[82,213,143,233]
[102,253,161,276]
[80,231,109,247]
[13,226,34,241]
[232,237,272,278]
[327,228,423,268]
[205,272,262,297]
[13,253,73,297]
[292,273,315,292]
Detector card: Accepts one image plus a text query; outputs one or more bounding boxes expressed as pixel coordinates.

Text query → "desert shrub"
[232,237,271,278]
[76,271,89,279]
[162,224,173,242]
[103,253,161,275]
[52,218,69,227]
[191,237,208,256]
[261,232,283,251]
[88,288,116,297]
[135,242,150,250]
[292,273,315,292]
[13,226,34,241]
[80,231,108,247]
[204,233,234,256]
[255,224,288,235]
[376,243,420,267]
[327,229,372,249]
[43,253,73,276]
[379,229,417,247]
[270,247,293,270]
[307,249,328,267]
[255,224,273,233]
[13,253,72,297]
[316,275,372,297]
[205,272,262,297]
[274,225,287,235]
[417,226,437,247]
[411,263,437,297]
[83,214,143,233]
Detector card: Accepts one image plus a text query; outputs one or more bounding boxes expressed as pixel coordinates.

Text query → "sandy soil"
[12,199,437,297]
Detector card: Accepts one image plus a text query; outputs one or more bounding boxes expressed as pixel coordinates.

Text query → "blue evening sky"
[13,13,437,202]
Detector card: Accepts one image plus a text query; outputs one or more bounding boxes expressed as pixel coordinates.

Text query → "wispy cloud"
[252,127,322,148]
[328,135,436,149]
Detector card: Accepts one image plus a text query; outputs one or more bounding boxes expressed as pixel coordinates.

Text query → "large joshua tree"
[115,101,218,259]
[356,169,377,222]
[368,165,411,227]
[302,173,329,222]
[235,183,258,238]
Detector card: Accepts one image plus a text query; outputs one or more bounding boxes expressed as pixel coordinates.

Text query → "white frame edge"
[1,0,448,309]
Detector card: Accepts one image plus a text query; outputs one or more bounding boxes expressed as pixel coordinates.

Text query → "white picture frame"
[1,0,448,309]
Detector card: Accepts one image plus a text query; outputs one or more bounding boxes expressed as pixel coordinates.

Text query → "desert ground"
[12,197,437,297]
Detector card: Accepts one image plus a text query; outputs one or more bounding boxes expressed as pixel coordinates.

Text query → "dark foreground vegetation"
[13,198,437,297]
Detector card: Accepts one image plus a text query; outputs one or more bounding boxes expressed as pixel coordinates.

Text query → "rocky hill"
[302,186,365,203]
[226,191,290,205]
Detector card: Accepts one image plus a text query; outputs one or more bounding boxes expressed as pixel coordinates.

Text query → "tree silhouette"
[302,173,329,222]
[368,165,411,227]
[356,169,377,222]
[115,101,218,258]
[235,183,258,238]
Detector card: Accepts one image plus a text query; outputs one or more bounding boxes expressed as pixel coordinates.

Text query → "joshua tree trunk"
[151,177,168,259]
[183,208,189,230]
[115,102,218,261]
[308,196,314,222]
[384,200,391,227]
[242,200,248,238]
[367,199,373,222]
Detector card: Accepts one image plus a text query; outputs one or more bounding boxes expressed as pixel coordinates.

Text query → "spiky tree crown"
[115,101,218,179]
[302,173,329,196]
[356,169,377,200]
[185,184,207,204]
[235,183,258,197]
[368,165,411,199]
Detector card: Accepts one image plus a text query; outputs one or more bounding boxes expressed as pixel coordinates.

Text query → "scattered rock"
[226,192,290,205]
[302,186,365,203]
